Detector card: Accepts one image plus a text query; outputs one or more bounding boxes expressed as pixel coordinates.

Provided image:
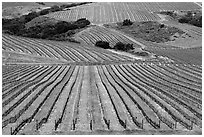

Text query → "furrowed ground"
[46,2,201,24]
[2,2,202,135]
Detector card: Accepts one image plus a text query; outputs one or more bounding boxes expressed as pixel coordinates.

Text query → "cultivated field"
[2,34,136,64]
[46,2,201,24]
[2,2,202,135]
[2,63,202,135]
[75,25,142,48]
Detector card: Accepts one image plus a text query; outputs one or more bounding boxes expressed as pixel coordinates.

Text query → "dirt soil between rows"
[18,129,202,135]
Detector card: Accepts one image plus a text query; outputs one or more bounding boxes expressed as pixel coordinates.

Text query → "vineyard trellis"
[75,26,142,48]
[2,63,202,134]
[2,34,135,64]
[46,2,201,24]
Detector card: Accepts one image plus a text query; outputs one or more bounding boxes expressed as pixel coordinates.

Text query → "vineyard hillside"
[2,2,202,135]
[46,2,201,24]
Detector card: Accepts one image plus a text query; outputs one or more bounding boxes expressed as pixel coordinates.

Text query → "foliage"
[24,12,38,22]
[159,10,202,27]
[115,21,184,43]
[95,41,111,49]
[37,2,92,16]
[113,42,134,51]
[159,11,177,18]
[60,2,92,9]
[75,18,91,28]
[36,2,45,5]
[122,19,133,26]
[39,9,50,15]
[134,51,149,56]
[3,15,90,42]
[50,5,62,12]
[178,12,202,27]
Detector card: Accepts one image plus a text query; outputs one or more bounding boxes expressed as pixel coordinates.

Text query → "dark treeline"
[2,2,92,42]
[3,13,90,42]
[95,41,134,51]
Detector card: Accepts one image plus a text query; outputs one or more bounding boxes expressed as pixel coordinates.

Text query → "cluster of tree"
[2,2,93,43]
[159,11,177,18]
[159,10,202,27]
[3,17,90,42]
[60,2,92,9]
[95,41,111,49]
[178,11,202,27]
[122,19,133,26]
[113,42,134,51]
[95,41,134,51]
[36,2,45,5]
[119,21,184,43]
[2,11,39,27]
[95,41,150,56]
[38,2,92,15]
[3,2,92,25]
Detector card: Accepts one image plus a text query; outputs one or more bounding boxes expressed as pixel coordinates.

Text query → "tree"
[75,18,91,28]
[113,42,134,51]
[134,51,149,56]
[39,9,50,15]
[122,19,133,26]
[55,21,71,33]
[36,2,45,5]
[189,16,202,27]
[95,41,111,49]
[25,12,38,22]
[50,5,62,12]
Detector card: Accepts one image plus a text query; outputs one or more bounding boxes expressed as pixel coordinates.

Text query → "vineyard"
[2,63,202,135]
[75,25,142,48]
[46,2,201,24]
[2,34,137,64]
[2,2,202,135]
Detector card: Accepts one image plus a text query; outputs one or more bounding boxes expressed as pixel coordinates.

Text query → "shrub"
[95,41,111,49]
[36,2,45,5]
[2,18,25,35]
[50,5,62,12]
[3,14,91,42]
[179,14,202,27]
[123,19,133,26]
[75,18,91,28]
[55,21,72,33]
[2,18,11,25]
[160,24,165,28]
[39,9,50,15]
[25,12,38,22]
[159,11,177,18]
[189,16,202,27]
[178,16,191,23]
[113,42,134,51]
[134,51,149,56]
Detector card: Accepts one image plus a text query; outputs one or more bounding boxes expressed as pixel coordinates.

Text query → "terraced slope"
[46,2,201,24]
